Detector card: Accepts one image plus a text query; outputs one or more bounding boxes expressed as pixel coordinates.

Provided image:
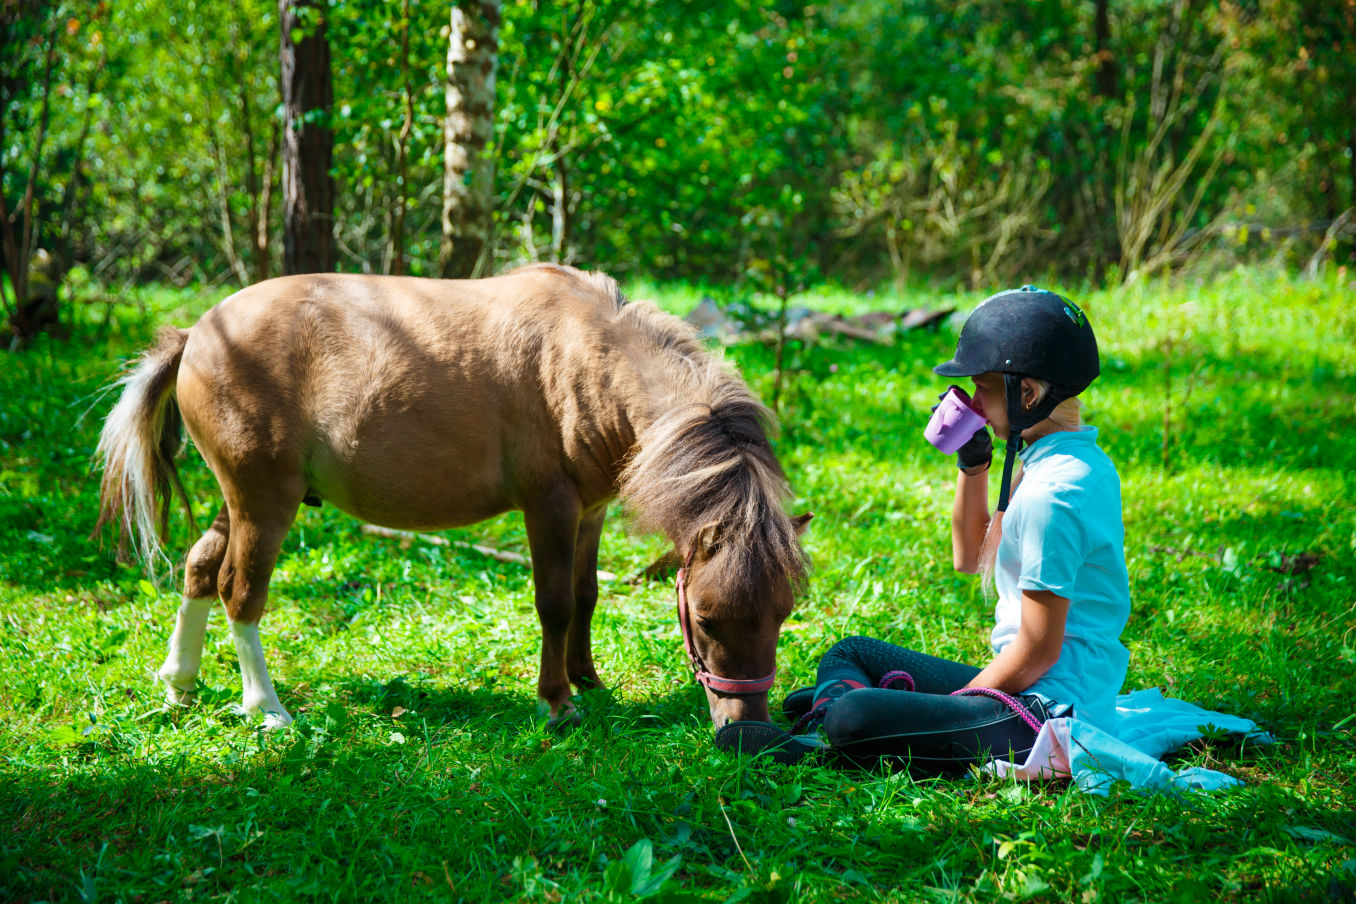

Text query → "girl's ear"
[1020,378,1043,411]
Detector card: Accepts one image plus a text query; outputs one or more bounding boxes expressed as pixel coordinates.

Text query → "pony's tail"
[94,326,195,570]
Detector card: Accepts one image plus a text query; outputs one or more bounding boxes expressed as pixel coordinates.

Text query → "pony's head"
[620,378,810,728]
[676,512,811,726]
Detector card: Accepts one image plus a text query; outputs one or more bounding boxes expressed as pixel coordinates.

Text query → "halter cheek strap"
[675,553,777,696]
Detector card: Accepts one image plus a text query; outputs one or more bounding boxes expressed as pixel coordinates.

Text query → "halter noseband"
[674,549,777,696]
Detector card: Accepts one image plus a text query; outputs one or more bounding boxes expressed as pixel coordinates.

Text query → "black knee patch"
[822,689,882,746]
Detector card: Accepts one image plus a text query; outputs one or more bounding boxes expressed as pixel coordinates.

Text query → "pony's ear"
[791,512,813,535]
[692,521,722,563]
[634,547,681,583]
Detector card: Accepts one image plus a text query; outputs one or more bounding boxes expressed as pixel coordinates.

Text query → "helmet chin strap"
[997,372,1068,513]
[997,428,1021,513]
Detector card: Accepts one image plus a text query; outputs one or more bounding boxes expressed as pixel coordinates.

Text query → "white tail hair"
[94,327,194,571]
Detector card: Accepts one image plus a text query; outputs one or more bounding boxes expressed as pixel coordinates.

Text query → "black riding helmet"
[934,286,1099,511]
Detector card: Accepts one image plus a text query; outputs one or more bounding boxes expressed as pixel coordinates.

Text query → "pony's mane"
[511,262,627,311]
[614,298,807,617]
[508,263,806,614]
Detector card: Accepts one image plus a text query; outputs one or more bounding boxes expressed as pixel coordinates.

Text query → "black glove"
[956,425,993,471]
[933,389,992,472]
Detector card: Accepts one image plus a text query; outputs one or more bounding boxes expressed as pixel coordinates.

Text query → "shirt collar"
[1019,425,1099,466]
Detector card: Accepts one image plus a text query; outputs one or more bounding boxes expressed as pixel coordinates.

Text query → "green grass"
[2,267,1354,902]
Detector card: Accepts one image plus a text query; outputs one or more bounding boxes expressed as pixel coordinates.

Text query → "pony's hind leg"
[566,506,607,691]
[217,494,300,730]
[159,508,230,706]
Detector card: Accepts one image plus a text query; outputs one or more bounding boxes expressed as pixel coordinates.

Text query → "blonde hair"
[977,381,1082,593]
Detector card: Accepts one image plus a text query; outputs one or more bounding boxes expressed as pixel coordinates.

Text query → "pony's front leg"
[524,493,581,726]
[230,620,291,730]
[566,506,607,691]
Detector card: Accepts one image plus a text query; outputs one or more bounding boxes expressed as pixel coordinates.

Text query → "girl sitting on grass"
[741,287,1130,772]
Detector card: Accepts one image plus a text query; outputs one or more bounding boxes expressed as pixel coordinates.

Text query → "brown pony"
[96,265,808,729]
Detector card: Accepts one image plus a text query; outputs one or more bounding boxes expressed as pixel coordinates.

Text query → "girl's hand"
[956,425,992,472]
[932,389,992,471]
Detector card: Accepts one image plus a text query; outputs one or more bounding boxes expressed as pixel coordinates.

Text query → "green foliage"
[1,268,1354,901]
[5,0,1354,315]
[492,0,849,281]
[69,0,279,284]
[328,0,447,273]
[603,838,683,900]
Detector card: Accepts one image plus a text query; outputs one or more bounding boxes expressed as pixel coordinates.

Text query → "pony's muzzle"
[705,686,772,729]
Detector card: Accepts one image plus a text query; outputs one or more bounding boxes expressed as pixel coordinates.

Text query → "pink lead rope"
[950,687,1046,735]
[675,564,777,696]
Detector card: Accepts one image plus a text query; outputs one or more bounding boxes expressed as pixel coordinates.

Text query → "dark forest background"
[3,0,1354,341]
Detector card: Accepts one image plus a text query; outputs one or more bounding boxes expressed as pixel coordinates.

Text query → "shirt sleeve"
[1009,480,1086,598]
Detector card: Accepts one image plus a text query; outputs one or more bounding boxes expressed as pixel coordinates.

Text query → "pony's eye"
[696,616,714,631]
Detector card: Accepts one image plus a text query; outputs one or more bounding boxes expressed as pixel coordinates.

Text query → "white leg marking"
[229,620,293,730]
[157,596,213,706]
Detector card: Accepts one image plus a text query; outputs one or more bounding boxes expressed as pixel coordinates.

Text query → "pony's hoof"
[548,712,582,732]
[163,685,197,708]
[229,703,294,730]
[546,700,581,731]
[159,672,197,707]
[262,710,293,731]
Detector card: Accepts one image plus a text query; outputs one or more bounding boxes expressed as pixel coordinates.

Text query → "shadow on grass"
[1,695,1346,904]
[0,679,728,900]
[0,732,660,901]
[323,672,711,734]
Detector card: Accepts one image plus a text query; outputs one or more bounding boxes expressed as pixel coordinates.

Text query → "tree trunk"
[391,0,414,276]
[279,0,334,275]
[439,0,501,279]
[0,12,60,340]
[1094,0,1116,99]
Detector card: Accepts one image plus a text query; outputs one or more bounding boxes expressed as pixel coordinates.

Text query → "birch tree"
[439,1,500,279]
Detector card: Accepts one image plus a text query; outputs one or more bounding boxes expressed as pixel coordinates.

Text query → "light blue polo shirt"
[991,426,1131,732]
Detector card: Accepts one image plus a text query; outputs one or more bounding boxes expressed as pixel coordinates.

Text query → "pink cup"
[925,387,987,453]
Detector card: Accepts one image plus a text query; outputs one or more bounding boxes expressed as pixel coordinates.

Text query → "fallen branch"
[799,313,890,344]
[900,307,954,330]
[687,298,955,347]
[1305,208,1355,278]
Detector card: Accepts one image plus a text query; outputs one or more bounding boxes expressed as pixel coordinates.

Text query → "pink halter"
[675,551,777,696]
